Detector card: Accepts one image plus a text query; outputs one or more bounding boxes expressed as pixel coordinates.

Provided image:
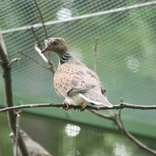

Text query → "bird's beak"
[41,39,50,53]
[41,46,48,53]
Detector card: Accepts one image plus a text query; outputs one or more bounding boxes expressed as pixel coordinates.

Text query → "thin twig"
[88,109,114,120]
[30,26,42,49]
[8,58,20,67]
[15,112,21,156]
[118,105,124,132]
[33,0,48,39]
[90,110,156,155]
[93,37,99,72]
[0,31,29,156]
[34,43,48,63]
[118,109,156,155]
[34,0,52,61]
[93,37,112,117]
[91,37,156,155]
[117,102,156,110]
[0,103,156,113]
[34,44,55,73]
[18,50,50,70]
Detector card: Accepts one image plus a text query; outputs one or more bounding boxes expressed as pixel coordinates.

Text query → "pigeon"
[41,37,113,109]
[10,130,53,156]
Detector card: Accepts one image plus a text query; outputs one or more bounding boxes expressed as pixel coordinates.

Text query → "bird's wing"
[79,89,113,107]
[54,60,102,97]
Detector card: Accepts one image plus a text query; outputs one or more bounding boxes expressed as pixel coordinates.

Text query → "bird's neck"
[60,52,73,64]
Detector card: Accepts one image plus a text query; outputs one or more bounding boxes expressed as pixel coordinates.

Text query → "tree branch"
[33,0,48,39]
[0,102,156,113]
[8,58,20,67]
[34,43,55,73]
[88,109,114,120]
[30,26,42,49]
[34,43,48,63]
[18,50,49,70]
[89,38,156,155]
[0,31,29,156]
[15,112,21,156]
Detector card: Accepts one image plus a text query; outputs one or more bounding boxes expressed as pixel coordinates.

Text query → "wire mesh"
[0,0,156,155]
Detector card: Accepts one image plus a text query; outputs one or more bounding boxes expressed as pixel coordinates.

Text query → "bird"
[41,37,113,110]
[9,130,53,156]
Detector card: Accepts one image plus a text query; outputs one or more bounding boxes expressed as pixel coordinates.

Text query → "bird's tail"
[80,90,113,108]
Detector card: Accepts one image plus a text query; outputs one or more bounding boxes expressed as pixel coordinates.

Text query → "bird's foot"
[63,100,70,110]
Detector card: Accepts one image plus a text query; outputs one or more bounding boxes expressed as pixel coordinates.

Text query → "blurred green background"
[0,0,156,155]
[1,112,156,156]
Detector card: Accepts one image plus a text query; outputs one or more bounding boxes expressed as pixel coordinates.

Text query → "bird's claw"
[63,100,70,110]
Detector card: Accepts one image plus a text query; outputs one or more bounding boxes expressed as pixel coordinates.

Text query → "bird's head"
[41,37,70,57]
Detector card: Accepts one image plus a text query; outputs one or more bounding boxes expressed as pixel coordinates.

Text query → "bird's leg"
[80,104,85,112]
[63,100,70,110]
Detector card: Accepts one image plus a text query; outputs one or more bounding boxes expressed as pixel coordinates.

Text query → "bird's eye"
[51,40,58,45]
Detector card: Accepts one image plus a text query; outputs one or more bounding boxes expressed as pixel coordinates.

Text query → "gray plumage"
[9,130,53,156]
